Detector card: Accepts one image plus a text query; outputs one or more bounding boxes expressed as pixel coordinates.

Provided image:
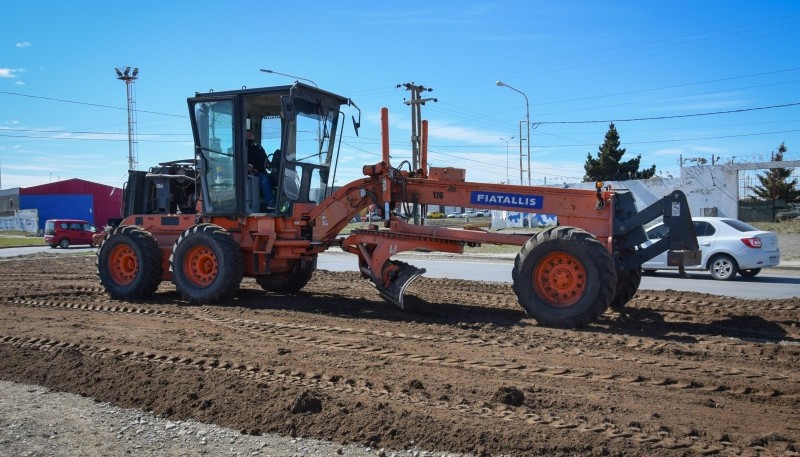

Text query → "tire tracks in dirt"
[0,334,756,456]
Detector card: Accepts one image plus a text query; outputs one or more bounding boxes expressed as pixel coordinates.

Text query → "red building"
[20,179,123,231]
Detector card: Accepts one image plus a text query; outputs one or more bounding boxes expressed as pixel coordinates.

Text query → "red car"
[43,219,98,248]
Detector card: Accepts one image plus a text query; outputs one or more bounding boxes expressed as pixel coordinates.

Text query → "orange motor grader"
[96,83,700,328]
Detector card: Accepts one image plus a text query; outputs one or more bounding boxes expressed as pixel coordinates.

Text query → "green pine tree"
[750,142,799,203]
[584,122,656,182]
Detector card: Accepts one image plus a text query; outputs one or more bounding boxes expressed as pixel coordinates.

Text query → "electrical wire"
[0,91,187,118]
[537,102,800,125]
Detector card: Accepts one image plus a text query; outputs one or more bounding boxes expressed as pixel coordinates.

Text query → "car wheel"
[59,239,70,249]
[49,244,58,249]
[642,269,656,275]
[738,268,761,278]
[708,254,738,281]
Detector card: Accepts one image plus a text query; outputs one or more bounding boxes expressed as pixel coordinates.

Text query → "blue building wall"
[20,194,94,231]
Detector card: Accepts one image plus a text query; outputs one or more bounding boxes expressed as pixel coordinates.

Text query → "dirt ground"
[0,253,798,456]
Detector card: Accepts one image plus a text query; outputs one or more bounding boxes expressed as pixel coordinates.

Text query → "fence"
[0,209,39,234]
[738,199,789,222]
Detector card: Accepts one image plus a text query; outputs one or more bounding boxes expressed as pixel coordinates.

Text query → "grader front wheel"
[609,248,642,310]
[512,227,616,328]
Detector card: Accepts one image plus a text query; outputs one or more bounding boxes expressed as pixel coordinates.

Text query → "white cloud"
[14,81,25,86]
[16,41,32,48]
[0,68,24,78]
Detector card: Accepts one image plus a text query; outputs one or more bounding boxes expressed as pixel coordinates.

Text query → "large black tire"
[511,226,617,328]
[170,224,243,304]
[738,268,761,278]
[256,257,317,293]
[609,267,642,310]
[708,254,738,281]
[96,225,163,300]
[609,248,643,310]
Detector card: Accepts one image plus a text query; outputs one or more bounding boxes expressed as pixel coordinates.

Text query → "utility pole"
[115,67,139,171]
[398,82,437,224]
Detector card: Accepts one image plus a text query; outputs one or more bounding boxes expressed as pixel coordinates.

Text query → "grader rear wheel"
[170,224,243,304]
[512,226,616,328]
[96,225,162,300]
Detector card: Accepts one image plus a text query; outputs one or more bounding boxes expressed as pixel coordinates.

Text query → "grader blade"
[375,261,426,309]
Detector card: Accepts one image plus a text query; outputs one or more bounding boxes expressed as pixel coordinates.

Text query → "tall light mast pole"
[115,67,139,171]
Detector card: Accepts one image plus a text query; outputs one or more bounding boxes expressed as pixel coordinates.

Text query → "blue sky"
[2,1,799,190]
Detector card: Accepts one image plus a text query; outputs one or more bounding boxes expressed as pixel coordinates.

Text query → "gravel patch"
[0,380,469,457]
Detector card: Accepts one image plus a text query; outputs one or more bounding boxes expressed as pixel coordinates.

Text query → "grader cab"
[97,83,700,328]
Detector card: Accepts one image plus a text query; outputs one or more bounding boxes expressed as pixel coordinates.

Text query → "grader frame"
[96,83,700,328]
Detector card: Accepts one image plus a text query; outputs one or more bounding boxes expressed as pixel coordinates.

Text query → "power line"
[537,102,800,125]
[535,67,800,107]
[0,127,189,136]
[405,128,800,149]
[0,91,187,118]
[0,133,188,143]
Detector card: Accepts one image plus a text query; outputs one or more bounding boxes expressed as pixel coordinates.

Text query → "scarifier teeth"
[376,263,426,309]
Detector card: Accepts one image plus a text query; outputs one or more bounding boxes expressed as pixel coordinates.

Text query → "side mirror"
[348,99,361,137]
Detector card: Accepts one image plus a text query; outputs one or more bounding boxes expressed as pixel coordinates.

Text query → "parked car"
[446,212,461,218]
[391,210,410,221]
[359,211,380,222]
[641,217,780,280]
[427,211,445,219]
[43,219,98,248]
[775,206,800,222]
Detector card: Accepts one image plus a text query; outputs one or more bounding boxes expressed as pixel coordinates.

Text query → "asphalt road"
[3,246,798,300]
[318,251,800,300]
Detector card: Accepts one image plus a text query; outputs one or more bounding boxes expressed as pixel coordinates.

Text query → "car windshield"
[720,219,758,232]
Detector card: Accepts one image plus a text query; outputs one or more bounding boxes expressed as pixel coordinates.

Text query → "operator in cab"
[246,129,276,211]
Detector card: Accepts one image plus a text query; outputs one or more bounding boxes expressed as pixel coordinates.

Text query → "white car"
[642,217,780,280]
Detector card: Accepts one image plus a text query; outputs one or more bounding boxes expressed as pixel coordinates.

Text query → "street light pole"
[496,81,530,186]
[499,136,515,184]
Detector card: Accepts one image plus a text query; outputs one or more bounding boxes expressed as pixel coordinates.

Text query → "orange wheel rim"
[533,251,587,308]
[109,244,138,286]
[183,245,217,287]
